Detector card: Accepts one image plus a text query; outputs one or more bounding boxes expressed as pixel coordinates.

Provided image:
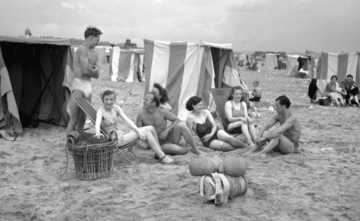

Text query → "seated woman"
[186,96,249,151]
[139,83,172,111]
[95,89,173,164]
[225,86,257,146]
[325,75,346,106]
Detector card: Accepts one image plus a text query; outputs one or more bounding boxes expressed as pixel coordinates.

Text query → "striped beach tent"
[311,52,360,99]
[0,36,73,135]
[144,39,242,120]
[316,52,360,83]
[110,48,144,82]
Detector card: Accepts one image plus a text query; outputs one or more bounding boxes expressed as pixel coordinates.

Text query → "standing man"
[66,26,102,137]
[245,95,301,157]
[137,92,202,155]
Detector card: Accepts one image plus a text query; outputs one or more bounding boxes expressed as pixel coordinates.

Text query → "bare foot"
[160,155,174,164]
[191,148,202,155]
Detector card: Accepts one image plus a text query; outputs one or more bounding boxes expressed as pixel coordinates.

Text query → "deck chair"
[209,88,242,136]
[74,97,139,164]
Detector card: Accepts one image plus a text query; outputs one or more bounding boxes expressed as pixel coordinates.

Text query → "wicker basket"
[66,131,117,180]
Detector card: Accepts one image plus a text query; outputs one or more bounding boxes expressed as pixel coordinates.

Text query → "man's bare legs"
[257,134,295,155]
[169,122,201,155]
[217,130,249,149]
[121,126,173,163]
[66,90,88,137]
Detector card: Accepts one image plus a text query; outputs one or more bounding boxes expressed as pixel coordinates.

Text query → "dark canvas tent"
[0,36,73,135]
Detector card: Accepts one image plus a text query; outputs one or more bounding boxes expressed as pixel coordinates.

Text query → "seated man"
[341,74,360,106]
[137,92,202,155]
[245,95,301,157]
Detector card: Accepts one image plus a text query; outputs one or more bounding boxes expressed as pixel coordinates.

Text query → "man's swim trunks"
[72,78,92,98]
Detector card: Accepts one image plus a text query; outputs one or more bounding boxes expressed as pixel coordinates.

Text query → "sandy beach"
[1,66,360,221]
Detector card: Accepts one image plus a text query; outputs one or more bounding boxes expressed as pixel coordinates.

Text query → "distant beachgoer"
[95,89,173,164]
[249,80,262,102]
[136,92,202,155]
[341,74,360,106]
[186,96,249,151]
[245,95,301,157]
[325,75,346,106]
[224,86,257,146]
[66,26,102,137]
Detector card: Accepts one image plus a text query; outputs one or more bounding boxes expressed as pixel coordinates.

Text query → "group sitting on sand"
[67,26,301,164]
[325,74,360,107]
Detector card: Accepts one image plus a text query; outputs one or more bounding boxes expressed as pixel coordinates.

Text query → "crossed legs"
[120,126,172,163]
[246,131,295,156]
[228,121,256,145]
[207,130,249,152]
[161,122,201,155]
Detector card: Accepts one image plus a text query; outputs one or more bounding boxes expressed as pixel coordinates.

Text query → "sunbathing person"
[136,92,202,155]
[186,96,249,151]
[94,89,173,164]
[225,86,257,146]
[325,75,346,106]
[245,95,301,157]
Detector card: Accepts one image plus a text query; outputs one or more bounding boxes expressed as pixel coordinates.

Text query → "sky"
[0,0,359,52]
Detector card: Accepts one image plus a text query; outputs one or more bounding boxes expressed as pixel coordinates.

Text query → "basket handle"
[109,130,118,141]
[66,137,75,150]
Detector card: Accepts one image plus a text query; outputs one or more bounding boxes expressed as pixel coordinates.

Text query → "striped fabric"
[316,52,360,84]
[144,39,241,120]
[110,48,144,82]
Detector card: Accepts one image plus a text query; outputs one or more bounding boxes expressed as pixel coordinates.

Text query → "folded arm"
[77,47,99,78]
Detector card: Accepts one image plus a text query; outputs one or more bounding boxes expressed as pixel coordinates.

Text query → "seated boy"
[249,80,262,102]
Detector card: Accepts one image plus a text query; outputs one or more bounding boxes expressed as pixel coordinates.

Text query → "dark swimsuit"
[196,118,218,148]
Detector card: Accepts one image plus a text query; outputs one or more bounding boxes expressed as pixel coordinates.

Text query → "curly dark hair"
[84,26,103,38]
[330,75,338,81]
[100,89,116,103]
[148,92,160,107]
[186,96,202,111]
[276,95,291,108]
[153,83,169,103]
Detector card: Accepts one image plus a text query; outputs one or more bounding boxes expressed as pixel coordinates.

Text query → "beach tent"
[265,53,279,70]
[235,53,248,66]
[286,55,301,77]
[110,48,144,82]
[310,52,360,99]
[94,48,106,64]
[0,36,73,135]
[144,39,242,120]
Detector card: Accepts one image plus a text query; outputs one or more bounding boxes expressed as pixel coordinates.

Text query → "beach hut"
[143,39,241,120]
[309,52,360,100]
[109,48,144,82]
[265,53,279,70]
[0,36,73,135]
